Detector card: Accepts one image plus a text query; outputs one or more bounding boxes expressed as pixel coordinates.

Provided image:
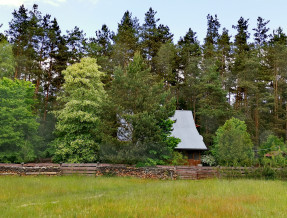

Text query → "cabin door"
[187,151,201,166]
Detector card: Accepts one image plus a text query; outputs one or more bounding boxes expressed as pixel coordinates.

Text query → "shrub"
[212,117,254,166]
[201,154,216,166]
[169,151,188,166]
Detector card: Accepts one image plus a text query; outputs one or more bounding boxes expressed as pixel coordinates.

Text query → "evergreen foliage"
[3,5,287,165]
[101,52,177,165]
[112,11,140,67]
[197,63,231,145]
[0,41,14,78]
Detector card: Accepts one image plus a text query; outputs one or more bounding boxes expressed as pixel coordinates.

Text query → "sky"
[0,0,287,43]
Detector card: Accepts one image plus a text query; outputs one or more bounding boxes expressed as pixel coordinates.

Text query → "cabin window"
[194,152,200,160]
[187,152,193,159]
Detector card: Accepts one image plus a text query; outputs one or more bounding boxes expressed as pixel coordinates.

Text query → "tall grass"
[0,176,286,217]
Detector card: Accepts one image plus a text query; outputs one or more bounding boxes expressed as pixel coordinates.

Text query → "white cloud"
[0,0,66,7]
[42,0,66,7]
[0,0,100,8]
[76,0,100,5]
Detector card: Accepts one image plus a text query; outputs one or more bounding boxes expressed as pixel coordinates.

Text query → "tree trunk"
[254,93,259,157]
[35,78,40,95]
[285,103,287,142]
[244,88,248,116]
[274,69,278,120]
[193,97,196,121]
[14,67,18,79]
[43,84,50,121]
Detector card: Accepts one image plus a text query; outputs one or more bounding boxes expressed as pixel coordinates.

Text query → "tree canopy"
[212,117,254,166]
[2,5,287,165]
[52,57,106,163]
[0,78,40,163]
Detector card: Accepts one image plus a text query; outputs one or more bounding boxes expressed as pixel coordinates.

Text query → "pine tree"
[39,17,69,150]
[112,11,140,67]
[196,62,231,145]
[6,4,30,79]
[0,40,15,78]
[250,17,272,149]
[253,17,270,47]
[154,42,178,84]
[177,28,201,111]
[217,28,232,98]
[232,17,251,112]
[104,52,176,164]
[267,28,287,140]
[203,14,221,58]
[6,5,70,154]
[65,26,87,64]
[87,24,114,84]
[141,8,173,72]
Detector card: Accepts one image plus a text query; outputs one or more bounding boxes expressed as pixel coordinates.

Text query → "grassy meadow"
[0,176,287,217]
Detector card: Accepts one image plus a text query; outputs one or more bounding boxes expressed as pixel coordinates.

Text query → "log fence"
[1,163,287,180]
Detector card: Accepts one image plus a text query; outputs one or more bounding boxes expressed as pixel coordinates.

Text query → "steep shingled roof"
[171,110,207,150]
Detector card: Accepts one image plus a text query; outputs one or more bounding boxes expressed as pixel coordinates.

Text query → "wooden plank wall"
[61,163,100,175]
[176,166,218,180]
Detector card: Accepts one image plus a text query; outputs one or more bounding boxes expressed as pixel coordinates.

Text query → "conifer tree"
[217,28,232,97]
[87,24,114,84]
[250,17,272,149]
[267,28,287,140]
[196,62,231,145]
[203,14,221,58]
[112,11,140,67]
[177,28,201,111]
[7,4,31,79]
[253,17,270,47]
[141,8,173,72]
[65,26,87,64]
[232,17,251,112]
[103,52,176,165]
[0,40,15,78]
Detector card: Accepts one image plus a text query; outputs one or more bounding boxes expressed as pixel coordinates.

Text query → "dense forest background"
[1,4,287,164]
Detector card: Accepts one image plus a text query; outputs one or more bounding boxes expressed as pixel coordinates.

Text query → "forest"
[1,4,287,166]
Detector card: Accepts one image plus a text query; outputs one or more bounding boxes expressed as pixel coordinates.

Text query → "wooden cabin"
[171,110,207,166]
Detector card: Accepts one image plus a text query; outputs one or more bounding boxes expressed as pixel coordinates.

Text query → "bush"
[259,135,287,167]
[262,166,276,180]
[201,154,216,166]
[212,117,254,166]
[169,152,188,166]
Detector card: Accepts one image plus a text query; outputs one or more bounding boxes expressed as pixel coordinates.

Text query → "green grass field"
[0,176,287,218]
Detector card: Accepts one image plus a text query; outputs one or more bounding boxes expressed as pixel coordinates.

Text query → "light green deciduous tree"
[53,57,106,163]
[212,117,254,166]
